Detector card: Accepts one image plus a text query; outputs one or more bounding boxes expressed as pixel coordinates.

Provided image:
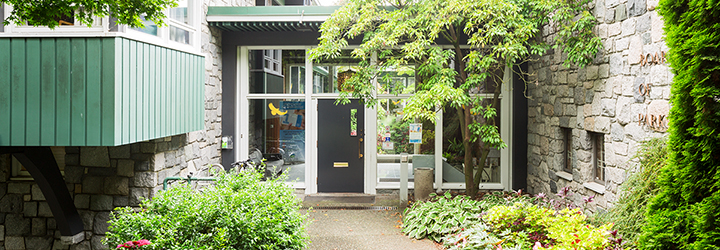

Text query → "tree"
[640,0,720,248]
[1,0,177,29]
[310,0,600,197]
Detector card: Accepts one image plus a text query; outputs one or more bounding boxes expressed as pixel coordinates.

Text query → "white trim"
[311,93,344,99]
[557,171,573,181]
[0,30,203,56]
[501,65,512,191]
[435,107,443,192]
[305,49,317,194]
[238,47,249,162]
[583,182,605,194]
[247,94,306,99]
[244,45,311,50]
[206,15,329,23]
[365,51,379,194]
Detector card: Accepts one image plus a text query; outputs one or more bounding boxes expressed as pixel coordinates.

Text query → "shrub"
[592,138,667,248]
[106,170,308,250]
[402,192,484,241]
[641,0,720,248]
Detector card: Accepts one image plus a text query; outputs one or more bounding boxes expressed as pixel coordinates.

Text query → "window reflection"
[249,99,305,182]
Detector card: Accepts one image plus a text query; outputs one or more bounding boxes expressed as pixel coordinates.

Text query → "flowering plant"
[116,239,151,249]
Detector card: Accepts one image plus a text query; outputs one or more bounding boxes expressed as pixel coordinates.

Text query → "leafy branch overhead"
[310,0,600,197]
[1,0,177,28]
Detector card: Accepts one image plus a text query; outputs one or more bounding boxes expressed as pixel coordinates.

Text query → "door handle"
[359,138,363,158]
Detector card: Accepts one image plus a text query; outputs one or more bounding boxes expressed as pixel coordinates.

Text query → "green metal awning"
[207,6,341,32]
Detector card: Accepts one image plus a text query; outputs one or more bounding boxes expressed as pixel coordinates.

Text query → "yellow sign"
[268,103,288,116]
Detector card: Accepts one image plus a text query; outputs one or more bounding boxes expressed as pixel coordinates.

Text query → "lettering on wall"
[638,83,651,97]
[638,113,667,131]
[640,51,666,66]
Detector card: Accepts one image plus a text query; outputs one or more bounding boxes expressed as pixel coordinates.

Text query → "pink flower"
[136,240,151,246]
[116,239,151,249]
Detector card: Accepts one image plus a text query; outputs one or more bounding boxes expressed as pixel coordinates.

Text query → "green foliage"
[444,202,617,250]
[404,191,621,249]
[106,171,308,250]
[402,192,484,242]
[640,0,720,248]
[592,138,667,248]
[310,0,599,197]
[1,0,176,28]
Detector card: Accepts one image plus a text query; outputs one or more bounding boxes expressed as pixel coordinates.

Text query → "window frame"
[591,132,606,184]
[562,127,573,173]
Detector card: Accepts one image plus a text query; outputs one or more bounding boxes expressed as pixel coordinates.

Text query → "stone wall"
[526,0,671,210]
[0,0,242,248]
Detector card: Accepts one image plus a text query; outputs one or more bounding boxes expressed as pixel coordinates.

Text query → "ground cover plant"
[591,138,667,248]
[403,190,622,249]
[106,170,308,250]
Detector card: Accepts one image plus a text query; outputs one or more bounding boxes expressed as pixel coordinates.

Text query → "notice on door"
[409,123,422,144]
[382,132,393,150]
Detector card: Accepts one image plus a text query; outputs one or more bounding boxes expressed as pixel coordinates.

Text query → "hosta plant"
[402,192,483,242]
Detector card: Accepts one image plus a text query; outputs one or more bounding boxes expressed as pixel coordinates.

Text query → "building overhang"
[207,6,340,32]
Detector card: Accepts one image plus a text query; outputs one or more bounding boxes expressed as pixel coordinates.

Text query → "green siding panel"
[86,38,102,146]
[0,39,10,145]
[70,39,87,145]
[25,38,41,146]
[10,39,26,145]
[101,38,116,145]
[40,39,57,146]
[0,37,205,146]
[55,38,72,145]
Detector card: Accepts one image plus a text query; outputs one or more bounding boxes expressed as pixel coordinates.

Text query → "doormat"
[303,196,376,204]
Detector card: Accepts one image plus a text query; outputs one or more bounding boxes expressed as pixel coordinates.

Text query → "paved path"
[303,209,443,250]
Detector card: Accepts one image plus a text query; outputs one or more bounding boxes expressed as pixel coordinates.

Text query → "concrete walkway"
[299,193,442,250]
[303,209,442,250]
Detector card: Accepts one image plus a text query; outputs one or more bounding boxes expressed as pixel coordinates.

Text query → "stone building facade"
[0,0,254,249]
[526,0,671,210]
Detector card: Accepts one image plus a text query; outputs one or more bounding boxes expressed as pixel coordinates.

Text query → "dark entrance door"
[317,99,365,192]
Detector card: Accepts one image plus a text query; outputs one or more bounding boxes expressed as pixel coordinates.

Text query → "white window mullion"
[305,48,316,194]
[238,47,250,162]
[500,65,512,191]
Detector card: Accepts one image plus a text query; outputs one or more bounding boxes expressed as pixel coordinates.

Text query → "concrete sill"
[583,182,606,194]
[556,171,573,182]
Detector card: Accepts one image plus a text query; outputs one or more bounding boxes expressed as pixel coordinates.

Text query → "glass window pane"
[249,49,305,94]
[376,98,435,184]
[249,99,306,182]
[378,66,416,95]
[131,15,158,36]
[442,101,501,184]
[313,50,365,93]
[169,26,190,44]
[169,0,189,24]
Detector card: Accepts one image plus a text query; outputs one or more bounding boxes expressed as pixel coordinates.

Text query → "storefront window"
[248,99,306,182]
[377,66,416,95]
[313,50,364,94]
[376,98,435,184]
[249,49,305,94]
[442,100,501,184]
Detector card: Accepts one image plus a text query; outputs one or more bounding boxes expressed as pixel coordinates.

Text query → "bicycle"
[230,148,285,181]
